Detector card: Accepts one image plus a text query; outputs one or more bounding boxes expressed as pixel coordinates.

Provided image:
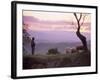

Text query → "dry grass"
[23,51,90,69]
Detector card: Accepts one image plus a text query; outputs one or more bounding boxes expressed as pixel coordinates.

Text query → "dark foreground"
[23,51,90,69]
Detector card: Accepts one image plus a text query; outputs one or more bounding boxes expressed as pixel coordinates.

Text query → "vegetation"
[73,13,88,51]
[23,50,90,69]
[47,48,60,55]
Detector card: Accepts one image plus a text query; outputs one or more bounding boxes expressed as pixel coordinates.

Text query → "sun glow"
[23,11,91,33]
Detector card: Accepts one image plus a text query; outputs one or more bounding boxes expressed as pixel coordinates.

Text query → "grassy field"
[23,51,90,69]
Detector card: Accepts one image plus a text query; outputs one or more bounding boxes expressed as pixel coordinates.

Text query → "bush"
[59,57,72,67]
[47,48,60,55]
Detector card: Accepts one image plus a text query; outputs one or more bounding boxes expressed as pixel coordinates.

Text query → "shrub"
[47,48,60,55]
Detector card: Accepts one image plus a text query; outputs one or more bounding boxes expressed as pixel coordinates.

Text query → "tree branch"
[72,20,77,29]
[74,13,79,22]
[80,14,87,26]
[79,13,82,21]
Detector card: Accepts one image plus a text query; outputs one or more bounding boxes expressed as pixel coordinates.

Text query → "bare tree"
[73,13,88,51]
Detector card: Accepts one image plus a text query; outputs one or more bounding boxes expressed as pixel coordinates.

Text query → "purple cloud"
[23,16,38,23]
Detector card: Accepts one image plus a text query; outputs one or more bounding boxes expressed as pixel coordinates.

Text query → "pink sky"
[23,11,91,33]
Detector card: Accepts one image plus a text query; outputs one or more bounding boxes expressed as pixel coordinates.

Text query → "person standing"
[31,37,35,55]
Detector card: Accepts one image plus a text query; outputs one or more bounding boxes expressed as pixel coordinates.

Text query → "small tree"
[73,13,88,51]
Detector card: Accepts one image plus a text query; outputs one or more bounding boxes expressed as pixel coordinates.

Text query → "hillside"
[23,51,90,69]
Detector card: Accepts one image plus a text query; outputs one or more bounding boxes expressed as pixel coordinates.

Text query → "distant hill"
[27,30,91,43]
[23,41,90,55]
[23,29,91,55]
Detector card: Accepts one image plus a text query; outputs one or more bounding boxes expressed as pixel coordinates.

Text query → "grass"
[23,51,90,69]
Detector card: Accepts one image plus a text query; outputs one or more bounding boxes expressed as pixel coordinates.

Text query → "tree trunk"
[76,31,88,51]
[73,13,88,51]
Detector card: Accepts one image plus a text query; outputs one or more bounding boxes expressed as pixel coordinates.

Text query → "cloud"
[23,16,39,23]
[23,16,91,33]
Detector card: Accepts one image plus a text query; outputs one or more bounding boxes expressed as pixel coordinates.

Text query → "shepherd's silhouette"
[31,37,35,55]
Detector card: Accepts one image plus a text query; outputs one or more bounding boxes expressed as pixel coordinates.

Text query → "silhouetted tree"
[23,23,31,55]
[73,13,88,51]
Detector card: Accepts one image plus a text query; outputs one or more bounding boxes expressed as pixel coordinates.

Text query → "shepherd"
[31,37,35,55]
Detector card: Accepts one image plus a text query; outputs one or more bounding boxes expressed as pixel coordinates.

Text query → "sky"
[23,10,91,33]
[23,10,91,42]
